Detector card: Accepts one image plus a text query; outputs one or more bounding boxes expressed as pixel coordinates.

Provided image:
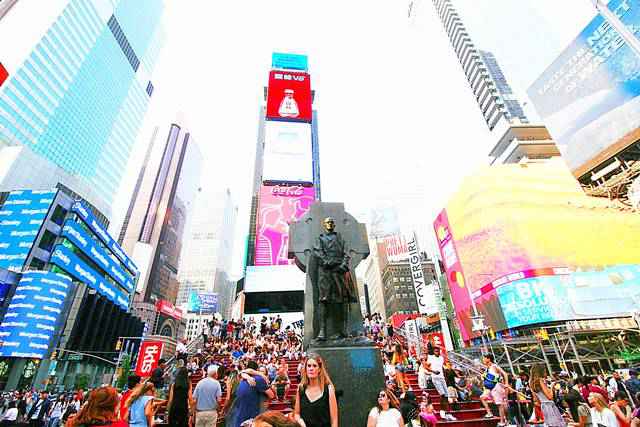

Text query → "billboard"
[244,265,306,293]
[50,244,129,310]
[262,121,313,184]
[187,291,218,313]
[0,271,72,358]
[255,184,315,266]
[61,220,135,294]
[272,52,308,71]
[436,161,640,338]
[155,299,183,320]
[71,202,138,275]
[0,189,55,272]
[528,0,640,177]
[266,70,312,122]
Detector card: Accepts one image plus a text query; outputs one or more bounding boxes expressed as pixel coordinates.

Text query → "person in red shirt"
[588,376,610,403]
[119,375,141,421]
[67,386,128,427]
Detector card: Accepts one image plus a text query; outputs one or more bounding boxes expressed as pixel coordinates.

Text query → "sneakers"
[484,413,494,418]
[445,414,458,421]
[440,410,446,419]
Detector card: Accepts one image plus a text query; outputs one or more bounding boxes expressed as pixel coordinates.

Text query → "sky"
[109,0,599,276]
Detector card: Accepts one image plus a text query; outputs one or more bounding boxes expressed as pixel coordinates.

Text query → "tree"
[116,354,131,390]
[75,373,90,390]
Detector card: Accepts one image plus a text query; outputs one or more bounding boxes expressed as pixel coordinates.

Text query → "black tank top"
[299,385,331,427]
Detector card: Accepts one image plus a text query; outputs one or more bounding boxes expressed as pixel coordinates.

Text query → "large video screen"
[435,162,640,339]
[255,184,315,266]
[266,70,312,122]
[528,0,640,178]
[262,121,313,184]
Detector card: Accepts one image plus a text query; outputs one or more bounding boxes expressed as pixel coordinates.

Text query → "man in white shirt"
[426,347,457,421]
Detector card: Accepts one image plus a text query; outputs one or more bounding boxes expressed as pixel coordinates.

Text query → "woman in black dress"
[293,354,338,427]
[167,367,192,427]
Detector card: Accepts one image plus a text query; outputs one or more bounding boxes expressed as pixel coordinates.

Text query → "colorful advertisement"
[255,184,315,266]
[528,0,640,178]
[0,62,8,88]
[382,234,408,262]
[0,271,72,359]
[155,299,183,320]
[187,291,218,313]
[50,244,129,310]
[262,121,314,184]
[433,210,474,340]
[437,161,640,337]
[61,220,135,294]
[71,202,139,275]
[0,189,55,272]
[244,265,306,292]
[266,70,312,122]
[135,340,164,377]
[272,52,308,71]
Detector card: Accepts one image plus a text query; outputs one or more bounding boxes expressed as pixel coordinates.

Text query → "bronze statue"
[312,217,358,340]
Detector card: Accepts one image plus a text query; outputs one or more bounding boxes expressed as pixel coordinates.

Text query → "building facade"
[0,0,164,219]
[0,189,142,390]
[176,188,237,314]
[381,259,438,319]
[118,123,202,307]
[431,0,527,132]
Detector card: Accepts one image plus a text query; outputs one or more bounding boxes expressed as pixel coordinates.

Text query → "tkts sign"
[266,70,312,122]
[135,340,164,377]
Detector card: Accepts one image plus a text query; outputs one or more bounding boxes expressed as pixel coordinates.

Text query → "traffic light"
[50,350,57,360]
[115,339,122,351]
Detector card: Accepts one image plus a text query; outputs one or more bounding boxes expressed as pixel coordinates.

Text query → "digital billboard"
[61,220,135,294]
[436,161,640,338]
[262,121,313,184]
[528,0,640,177]
[266,70,312,122]
[272,52,308,71]
[71,202,139,275]
[255,184,315,266]
[0,189,55,272]
[188,291,218,313]
[0,271,72,359]
[50,244,129,310]
[244,265,306,293]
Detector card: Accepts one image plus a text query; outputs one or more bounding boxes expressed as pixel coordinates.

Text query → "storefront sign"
[135,340,164,377]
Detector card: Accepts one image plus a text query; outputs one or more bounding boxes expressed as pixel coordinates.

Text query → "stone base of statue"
[308,340,385,427]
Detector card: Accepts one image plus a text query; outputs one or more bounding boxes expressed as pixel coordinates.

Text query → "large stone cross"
[288,202,370,347]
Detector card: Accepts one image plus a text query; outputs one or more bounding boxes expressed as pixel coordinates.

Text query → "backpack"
[483,372,500,390]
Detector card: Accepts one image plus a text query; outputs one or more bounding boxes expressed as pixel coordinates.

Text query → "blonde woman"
[589,393,620,427]
[293,354,338,427]
[126,382,165,427]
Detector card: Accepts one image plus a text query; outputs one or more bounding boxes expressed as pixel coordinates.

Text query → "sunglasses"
[379,393,388,398]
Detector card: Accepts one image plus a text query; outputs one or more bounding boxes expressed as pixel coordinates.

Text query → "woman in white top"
[589,393,620,427]
[0,401,17,426]
[418,358,430,391]
[367,389,404,427]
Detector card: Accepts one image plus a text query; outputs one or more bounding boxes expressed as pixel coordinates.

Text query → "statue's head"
[323,217,336,232]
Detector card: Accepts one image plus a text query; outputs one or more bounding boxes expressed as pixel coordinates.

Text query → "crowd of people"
[0,313,639,427]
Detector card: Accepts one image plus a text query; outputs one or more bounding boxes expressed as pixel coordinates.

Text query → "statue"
[313,217,358,340]
[288,202,370,345]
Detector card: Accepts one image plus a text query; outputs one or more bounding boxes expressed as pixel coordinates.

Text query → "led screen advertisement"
[528,0,640,177]
[272,52,308,71]
[71,202,139,275]
[188,291,218,313]
[262,121,313,184]
[0,189,56,272]
[255,184,315,266]
[266,70,312,122]
[61,220,135,294]
[0,271,72,359]
[50,244,129,310]
[436,162,640,338]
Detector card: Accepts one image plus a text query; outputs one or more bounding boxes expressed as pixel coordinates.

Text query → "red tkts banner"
[266,70,312,122]
[135,340,164,377]
[155,299,183,320]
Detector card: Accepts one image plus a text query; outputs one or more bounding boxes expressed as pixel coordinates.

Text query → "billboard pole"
[592,0,640,57]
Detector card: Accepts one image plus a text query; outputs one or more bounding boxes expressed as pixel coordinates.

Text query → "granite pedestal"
[308,341,385,427]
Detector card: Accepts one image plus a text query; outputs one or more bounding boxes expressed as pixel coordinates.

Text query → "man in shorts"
[480,353,509,426]
[426,347,457,421]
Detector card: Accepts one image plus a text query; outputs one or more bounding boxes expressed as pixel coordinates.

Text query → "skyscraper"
[0,0,164,220]
[176,188,237,312]
[431,0,527,131]
[119,123,202,305]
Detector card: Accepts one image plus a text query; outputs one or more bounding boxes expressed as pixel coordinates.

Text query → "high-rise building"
[0,0,164,220]
[241,53,321,323]
[431,0,527,131]
[176,188,237,312]
[119,123,202,307]
[381,257,437,319]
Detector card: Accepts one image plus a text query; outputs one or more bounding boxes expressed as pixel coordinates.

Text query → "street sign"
[67,354,83,361]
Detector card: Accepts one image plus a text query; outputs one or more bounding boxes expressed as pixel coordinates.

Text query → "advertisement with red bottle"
[266,70,312,122]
